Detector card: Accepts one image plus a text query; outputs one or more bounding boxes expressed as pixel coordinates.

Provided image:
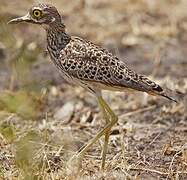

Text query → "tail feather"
[160,93,178,103]
[139,75,178,103]
[147,84,178,103]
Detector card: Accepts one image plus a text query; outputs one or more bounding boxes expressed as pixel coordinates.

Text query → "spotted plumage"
[47,30,176,101]
[8,3,177,170]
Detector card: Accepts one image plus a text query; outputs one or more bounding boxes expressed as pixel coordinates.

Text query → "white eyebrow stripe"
[32,7,42,11]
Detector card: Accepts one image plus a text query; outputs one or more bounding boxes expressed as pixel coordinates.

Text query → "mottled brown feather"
[51,36,176,102]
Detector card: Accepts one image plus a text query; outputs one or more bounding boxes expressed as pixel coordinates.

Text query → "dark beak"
[8,13,31,24]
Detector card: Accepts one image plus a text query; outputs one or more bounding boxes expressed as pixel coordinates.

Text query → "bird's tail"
[148,88,178,103]
[138,75,178,103]
[159,92,178,103]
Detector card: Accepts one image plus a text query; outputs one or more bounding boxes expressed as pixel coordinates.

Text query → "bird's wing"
[59,36,176,102]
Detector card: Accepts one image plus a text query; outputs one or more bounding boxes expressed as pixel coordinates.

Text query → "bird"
[8,3,177,170]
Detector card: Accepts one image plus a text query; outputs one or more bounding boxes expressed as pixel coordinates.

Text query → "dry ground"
[0,0,187,179]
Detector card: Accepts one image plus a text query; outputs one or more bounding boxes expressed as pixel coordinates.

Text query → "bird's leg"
[98,98,111,169]
[98,96,118,169]
[74,96,118,169]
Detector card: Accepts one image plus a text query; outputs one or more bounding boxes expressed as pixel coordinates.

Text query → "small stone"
[50,86,58,96]
[54,101,75,122]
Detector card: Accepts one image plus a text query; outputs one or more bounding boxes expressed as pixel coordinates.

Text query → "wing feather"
[58,36,176,102]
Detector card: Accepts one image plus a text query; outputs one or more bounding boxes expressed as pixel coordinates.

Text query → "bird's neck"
[46,24,71,58]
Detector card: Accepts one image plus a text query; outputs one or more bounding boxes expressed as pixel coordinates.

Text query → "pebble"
[54,101,75,122]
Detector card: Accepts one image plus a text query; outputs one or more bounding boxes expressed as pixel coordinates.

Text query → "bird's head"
[8,4,62,28]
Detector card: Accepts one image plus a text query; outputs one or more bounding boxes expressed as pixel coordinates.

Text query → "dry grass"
[0,0,187,179]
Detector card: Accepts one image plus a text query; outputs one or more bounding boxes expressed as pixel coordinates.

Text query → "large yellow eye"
[33,9,42,18]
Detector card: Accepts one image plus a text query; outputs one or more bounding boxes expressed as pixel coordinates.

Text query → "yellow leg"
[101,129,110,169]
[98,98,111,169]
[73,96,118,169]
[98,97,119,169]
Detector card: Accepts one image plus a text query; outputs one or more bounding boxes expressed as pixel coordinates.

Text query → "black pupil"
[35,11,39,16]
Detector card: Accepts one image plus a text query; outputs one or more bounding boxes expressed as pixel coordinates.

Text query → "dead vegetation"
[0,0,187,179]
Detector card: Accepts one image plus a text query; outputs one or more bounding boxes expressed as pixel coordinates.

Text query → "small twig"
[131,167,168,175]
[166,143,187,179]
[43,150,55,180]
[130,167,187,175]
[55,146,63,157]
[119,105,157,119]
[143,132,162,152]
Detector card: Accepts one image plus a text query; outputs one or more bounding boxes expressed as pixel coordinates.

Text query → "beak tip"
[7,20,13,24]
[7,19,19,24]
